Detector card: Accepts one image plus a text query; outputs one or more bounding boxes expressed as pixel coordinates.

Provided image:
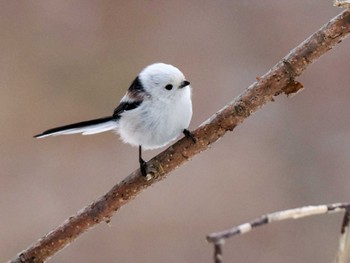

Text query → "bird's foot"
[140,158,148,177]
[183,129,196,143]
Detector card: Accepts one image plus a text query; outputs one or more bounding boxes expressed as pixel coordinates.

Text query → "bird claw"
[140,158,148,177]
[183,129,196,143]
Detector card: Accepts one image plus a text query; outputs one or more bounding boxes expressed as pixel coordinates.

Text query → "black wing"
[113,100,142,118]
[112,76,145,118]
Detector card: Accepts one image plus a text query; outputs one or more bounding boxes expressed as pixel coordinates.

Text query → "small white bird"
[35,63,195,176]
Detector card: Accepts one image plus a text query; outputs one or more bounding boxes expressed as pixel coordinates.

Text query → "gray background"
[1,1,350,262]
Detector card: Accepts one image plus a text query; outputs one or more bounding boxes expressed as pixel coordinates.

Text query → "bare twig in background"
[214,243,224,263]
[8,10,350,263]
[335,209,350,263]
[207,204,350,263]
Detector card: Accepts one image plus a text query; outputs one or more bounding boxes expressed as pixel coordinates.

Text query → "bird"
[34,63,195,176]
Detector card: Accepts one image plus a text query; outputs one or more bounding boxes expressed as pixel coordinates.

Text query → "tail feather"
[34,116,118,138]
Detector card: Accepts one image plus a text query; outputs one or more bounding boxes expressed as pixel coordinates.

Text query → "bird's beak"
[180,80,190,88]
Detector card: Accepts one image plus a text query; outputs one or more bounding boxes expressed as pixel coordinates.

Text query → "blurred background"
[1,1,350,262]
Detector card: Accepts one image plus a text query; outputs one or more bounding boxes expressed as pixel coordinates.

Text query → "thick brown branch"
[9,10,350,263]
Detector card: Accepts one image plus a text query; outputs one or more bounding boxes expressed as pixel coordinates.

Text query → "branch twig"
[206,204,350,263]
[335,209,350,263]
[9,10,350,263]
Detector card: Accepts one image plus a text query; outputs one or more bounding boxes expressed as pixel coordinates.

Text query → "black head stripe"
[129,76,144,93]
[112,76,144,118]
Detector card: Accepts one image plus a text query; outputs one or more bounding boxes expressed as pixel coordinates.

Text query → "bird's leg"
[183,129,196,143]
[139,145,147,176]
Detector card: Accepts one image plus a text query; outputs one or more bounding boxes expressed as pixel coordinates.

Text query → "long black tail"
[34,116,118,138]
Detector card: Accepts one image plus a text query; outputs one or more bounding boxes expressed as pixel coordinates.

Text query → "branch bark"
[9,10,350,263]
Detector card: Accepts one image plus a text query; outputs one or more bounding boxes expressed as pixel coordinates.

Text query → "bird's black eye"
[165,84,173,90]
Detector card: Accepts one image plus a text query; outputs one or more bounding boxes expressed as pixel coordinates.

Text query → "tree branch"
[9,10,350,263]
[335,209,350,263]
[206,203,350,263]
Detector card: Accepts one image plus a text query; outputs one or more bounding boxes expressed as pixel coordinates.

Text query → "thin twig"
[335,208,350,263]
[207,204,350,263]
[8,10,350,263]
[207,203,350,243]
[214,243,223,263]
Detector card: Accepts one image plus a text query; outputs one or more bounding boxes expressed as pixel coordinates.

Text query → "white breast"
[117,87,192,150]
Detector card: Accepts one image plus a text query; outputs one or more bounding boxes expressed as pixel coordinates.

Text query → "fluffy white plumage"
[118,63,192,149]
[35,63,193,150]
